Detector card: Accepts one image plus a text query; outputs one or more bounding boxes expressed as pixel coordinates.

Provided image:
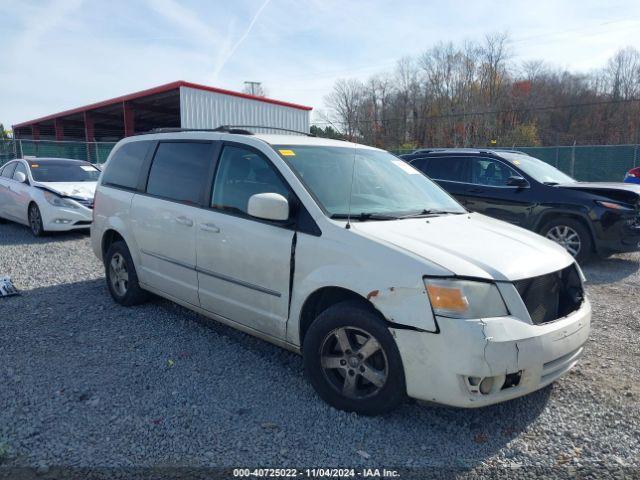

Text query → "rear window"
[146,142,213,204]
[102,141,151,190]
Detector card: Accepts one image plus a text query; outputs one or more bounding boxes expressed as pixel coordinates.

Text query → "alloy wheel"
[319,326,388,399]
[109,253,129,297]
[29,205,42,235]
[546,225,581,257]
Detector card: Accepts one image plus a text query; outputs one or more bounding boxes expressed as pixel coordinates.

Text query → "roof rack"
[145,125,315,137]
[148,127,254,135]
[222,125,315,137]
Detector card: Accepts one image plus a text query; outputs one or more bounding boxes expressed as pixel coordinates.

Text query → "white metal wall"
[180,86,310,134]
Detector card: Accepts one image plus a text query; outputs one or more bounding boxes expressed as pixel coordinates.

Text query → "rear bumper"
[391,299,591,408]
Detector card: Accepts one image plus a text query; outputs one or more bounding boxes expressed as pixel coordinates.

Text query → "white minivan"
[91,129,591,415]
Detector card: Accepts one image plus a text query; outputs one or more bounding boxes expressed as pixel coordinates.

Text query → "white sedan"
[0,158,99,236]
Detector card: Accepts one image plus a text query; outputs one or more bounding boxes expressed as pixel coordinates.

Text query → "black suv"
[401,148,640,262]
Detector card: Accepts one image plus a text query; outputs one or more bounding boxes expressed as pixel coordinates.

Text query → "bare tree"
[322,34,640,148]
[325,79,364,140]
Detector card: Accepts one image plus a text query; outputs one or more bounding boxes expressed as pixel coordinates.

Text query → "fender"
[287,263,440,346]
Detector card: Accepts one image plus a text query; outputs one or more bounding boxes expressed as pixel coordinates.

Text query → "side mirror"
[14,171,27,183]
[506,175,528,188]
[247,193,289,221]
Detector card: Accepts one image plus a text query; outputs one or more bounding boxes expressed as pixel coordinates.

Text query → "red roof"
[13,80,313,128]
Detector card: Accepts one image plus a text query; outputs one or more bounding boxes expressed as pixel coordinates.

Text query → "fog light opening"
[479,377,494,395]
[468,376,481,387]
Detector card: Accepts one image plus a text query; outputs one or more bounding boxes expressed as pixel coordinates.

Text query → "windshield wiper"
[398,209,466,219]
[330,212,399,221]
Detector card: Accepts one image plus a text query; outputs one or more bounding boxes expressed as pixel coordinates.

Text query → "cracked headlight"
[424,278,508,319]
[43,191,79,209]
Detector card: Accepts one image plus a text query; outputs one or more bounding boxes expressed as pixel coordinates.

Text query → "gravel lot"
[0,221,639,477]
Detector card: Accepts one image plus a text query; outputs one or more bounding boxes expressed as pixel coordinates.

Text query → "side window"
[101,141,150,190]
[211,145,290,215]
[469,157,518,187]
[13,162,28,181]
[1,162,17,179]
[146,142,213,204]
[422,157,469,182]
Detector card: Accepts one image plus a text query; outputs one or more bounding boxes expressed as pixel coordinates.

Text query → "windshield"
[29,163,100,183]
[500,152,575,184]
[274,145,465,218]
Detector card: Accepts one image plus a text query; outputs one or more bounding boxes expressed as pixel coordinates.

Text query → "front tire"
[28,203,45,237]
[540,217,593,263]
[105,241,149,306]
[303,301,406,415]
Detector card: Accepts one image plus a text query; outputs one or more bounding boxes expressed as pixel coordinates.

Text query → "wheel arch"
[101,228,126,259]
[298,286,386,348]
[534,210,597,254]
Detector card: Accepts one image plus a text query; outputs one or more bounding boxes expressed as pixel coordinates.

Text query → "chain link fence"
[0,139,116,166]
[1,139,638,182]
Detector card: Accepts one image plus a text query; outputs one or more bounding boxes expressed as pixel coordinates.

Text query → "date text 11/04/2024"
[232,468,401,478]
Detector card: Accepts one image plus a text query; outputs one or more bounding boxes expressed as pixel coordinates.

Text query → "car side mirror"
[14,171,27,183]
[506,175,528,188]
[247,193,289,221]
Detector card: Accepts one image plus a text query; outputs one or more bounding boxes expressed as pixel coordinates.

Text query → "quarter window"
[102,141,151,190]
[146,142,213,204]
[469,158,518,186]
[211,145,290,215]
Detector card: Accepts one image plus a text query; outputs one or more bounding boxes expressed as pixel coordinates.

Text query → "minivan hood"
[353,213,573,281]
[36,181,97,200]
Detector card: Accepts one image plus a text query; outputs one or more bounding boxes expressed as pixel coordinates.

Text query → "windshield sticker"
[279,149,296,156]
[392,160,420,174]
[512,159,521,165]
[80,166,96,171]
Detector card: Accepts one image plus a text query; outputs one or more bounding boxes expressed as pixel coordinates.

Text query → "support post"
[123,101,135,137]
[54,119,64,140]
[31,125,40,141]
[84,112,95,142]
[84,112,95,162]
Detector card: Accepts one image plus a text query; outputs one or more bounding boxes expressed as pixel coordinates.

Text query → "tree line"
[317,33,640,149]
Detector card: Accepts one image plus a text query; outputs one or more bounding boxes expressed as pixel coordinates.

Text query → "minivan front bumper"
[391,298,591,407]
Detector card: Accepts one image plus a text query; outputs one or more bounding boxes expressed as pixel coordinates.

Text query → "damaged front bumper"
[390,298,591,407]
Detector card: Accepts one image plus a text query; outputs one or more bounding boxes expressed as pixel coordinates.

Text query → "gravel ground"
[0,221,639,477]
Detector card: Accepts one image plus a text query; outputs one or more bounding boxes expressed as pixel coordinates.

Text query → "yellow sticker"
[512,160,521,165]
[279,149,296,156]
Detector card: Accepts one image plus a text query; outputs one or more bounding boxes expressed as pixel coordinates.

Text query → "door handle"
[175,216,194,227]
[199,222,220,233]
[467,188,485,193]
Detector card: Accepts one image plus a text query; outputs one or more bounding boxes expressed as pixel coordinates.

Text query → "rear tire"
[105,241,149,306]
[303,300,406,416]
[28,203,45,237]
[540,217,592,263]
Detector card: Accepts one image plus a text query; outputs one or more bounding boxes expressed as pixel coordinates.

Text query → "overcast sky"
[1,0,640,128]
